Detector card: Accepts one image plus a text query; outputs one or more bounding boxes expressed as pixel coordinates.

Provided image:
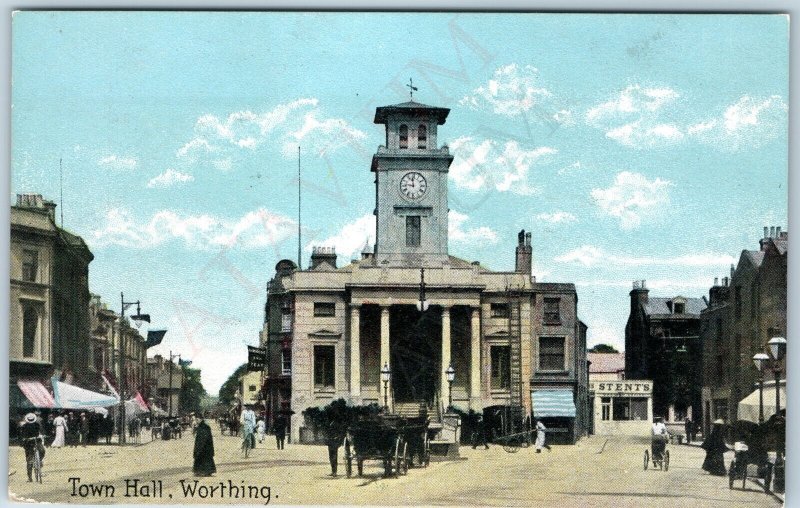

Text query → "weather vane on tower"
[407,78,418,101]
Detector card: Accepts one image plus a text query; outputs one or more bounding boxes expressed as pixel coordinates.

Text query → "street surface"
[8,431,782,507]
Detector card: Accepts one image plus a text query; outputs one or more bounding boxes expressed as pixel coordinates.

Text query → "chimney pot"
[714,277,719,286]
[770,226,775,238]
[764,226,769,238]
[776,226,782,236]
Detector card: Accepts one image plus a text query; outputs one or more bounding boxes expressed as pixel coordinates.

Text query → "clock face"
[400,172,427,200]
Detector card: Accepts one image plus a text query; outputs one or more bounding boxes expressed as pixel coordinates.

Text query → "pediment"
[309,329,341,337]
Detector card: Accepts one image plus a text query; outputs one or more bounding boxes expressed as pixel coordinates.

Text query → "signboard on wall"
[589,380,653,395]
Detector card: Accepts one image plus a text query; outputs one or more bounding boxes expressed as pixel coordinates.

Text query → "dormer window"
[399,124,408,149]
[674,302,684,314]
[417,124,427,149]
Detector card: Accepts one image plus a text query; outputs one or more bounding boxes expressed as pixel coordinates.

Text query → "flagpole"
[297,145,302,270]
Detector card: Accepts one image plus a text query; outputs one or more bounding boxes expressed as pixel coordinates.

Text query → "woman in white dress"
[51,412,68,448]
[257,418,266,444]
[535,420,550,453]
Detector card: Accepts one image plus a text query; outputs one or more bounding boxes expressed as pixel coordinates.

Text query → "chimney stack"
[776,226,782,237]
[515,229,532,275]
[310,246,337,270]
[630,279,649,311]
[713,277,719,286]
[770,226,776,238]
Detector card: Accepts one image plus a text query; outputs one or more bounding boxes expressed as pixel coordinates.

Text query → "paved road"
[8,432,783,506]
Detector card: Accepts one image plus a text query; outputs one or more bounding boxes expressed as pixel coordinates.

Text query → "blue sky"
[11,12,788,394]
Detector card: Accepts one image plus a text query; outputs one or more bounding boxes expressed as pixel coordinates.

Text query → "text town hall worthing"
[259,98,591,444]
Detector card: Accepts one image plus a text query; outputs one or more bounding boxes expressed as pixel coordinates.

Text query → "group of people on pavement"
[650,415,743,477]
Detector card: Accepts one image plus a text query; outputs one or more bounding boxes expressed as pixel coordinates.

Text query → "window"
[281,349,292,376]
[417,124,427,149]
[543,298,561,323]
[674,302,685,314]
[22,249,38,282]
[399,124,408,149]
[490,303,509,318]
[612,397,648,421]
[314,302,336,317]
[539,336,565,371]
[715,354,724,384]
[601,397,611,421]
[281,312,292,332]
[22,305,38,357]
[750,284,759,318]
[490,345,510,389]
[94,346,104,372]
[735,286,742,320]
[314,345,335,389]
[406,216,421,247]
[715,318,723,345]
[249,385,257,392]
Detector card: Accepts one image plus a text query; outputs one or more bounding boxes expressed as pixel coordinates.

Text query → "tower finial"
[407,78,418,101]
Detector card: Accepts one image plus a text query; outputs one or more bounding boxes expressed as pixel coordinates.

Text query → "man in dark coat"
[701,419,728,475]
[325,420,347,477]
[193,413,216,476]
[20,413,45,482]
[274,414,287,450]
[684,417,693,444]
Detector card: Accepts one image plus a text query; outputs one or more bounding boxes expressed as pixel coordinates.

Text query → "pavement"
[8,432,784,506]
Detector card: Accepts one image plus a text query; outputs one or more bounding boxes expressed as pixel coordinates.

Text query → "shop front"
[589,380,653,435]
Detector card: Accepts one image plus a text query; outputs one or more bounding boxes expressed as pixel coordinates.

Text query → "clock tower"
[371,100,453,266]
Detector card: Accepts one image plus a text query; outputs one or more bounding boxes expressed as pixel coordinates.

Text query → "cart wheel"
[663,450,669,472]
[728,460,736,489]
[401,442,409,475]
[423,433,430,467]
[392,437,402,478]
[644,450,649,471]
[764,463,774,493]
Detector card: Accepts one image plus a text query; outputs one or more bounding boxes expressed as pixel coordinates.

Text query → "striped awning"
[17,380,55,408]
[532,389,576,418]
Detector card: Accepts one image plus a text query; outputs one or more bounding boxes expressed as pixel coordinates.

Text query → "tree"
[219,363,249,407]
[179,366,207,415]
[589,343,619,353]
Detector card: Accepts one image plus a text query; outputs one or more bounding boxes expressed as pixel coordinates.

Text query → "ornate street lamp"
[767,336,787,415]
[446,364,455,409]
[119,293,150,445]
[381,363,391,411]
[416,268,429,312]
[753,353,769,423]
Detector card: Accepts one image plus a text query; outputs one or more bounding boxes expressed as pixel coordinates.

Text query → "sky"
[11,12,789,395]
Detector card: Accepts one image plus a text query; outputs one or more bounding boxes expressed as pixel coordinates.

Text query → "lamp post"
[752,353,769,423]
[446,364,455,410]
[119,293,150,445]
[168,352,181,418]
[381,363,391,411]
[767,336,786,415]
[416,268,429,313]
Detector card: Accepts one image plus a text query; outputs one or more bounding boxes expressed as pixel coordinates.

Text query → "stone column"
[441,307,451,411]
[469,306,481,409]
[380,305,391,407]
[350,305,361,399]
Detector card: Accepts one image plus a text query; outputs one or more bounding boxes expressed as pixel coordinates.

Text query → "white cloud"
[586,320,624,351]
[176,98,366,164]
[460,64,572,123]
[590,171,672,229]
[146,168,194,188]
[91,207,295,250]
[557,161,585,175]
[97,154,137,170]
[306,214,376,261]
[449,210,498,244]
[449,136,556,195]
[536,211,577,224]
[688,95,787,151]
[555,244,736,268]
[586,85,679,125]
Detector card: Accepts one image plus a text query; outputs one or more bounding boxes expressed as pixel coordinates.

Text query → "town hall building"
[261,99,589,444]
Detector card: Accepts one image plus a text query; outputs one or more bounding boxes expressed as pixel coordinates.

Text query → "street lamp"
[445,364,455,410]
[119,293,150,445]
[416,268,429,312]
[767,336,787,415]
[168,351,181,418]
[753,353,769,423]
[381,363,391,411]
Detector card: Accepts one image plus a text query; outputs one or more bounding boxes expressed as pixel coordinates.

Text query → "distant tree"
[179,366,207,415]
[589,344,619,353]
[219,363,249,407]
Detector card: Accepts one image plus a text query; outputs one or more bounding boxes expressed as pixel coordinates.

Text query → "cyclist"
[19,413,45,482]
[651,416,669,462]
[240,405,257,454]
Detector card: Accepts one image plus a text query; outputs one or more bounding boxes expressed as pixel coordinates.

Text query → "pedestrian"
[45,413,55,445]
[651,416,669,462]
[684,417,693,444]
[257,418,266,444]
[19,413,46,482]
[471,415,489,450]
[274,414,287,450]
[193,413,216,477]
[701,419,728,476]
[240,405,257,450]
[535,419,550,453]
[325,420,346,477]
[51,412,67,448]
[79,413,89,447]
[66,413,79,447]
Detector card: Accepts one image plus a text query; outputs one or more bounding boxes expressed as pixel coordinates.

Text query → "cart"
[728,416,783,493]
[344,415,428,478]
[644,435,670,471]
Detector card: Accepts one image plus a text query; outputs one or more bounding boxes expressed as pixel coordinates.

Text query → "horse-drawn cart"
[344,416,429,478]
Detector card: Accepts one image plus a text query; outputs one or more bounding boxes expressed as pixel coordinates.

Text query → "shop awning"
[738,380,786,423]
[532,389,576,418]
[52,377,119,409]
[17,379,55,408]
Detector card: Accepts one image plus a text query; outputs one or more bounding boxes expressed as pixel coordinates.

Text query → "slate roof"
[588,353,626,374]
[374,101,450,124]
[643,297,706,316]
[774,238,788,255]
[743,250,765,267]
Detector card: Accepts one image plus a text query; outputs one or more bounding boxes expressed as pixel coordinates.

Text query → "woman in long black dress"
[702,419,728,475]
[193,413,216,476]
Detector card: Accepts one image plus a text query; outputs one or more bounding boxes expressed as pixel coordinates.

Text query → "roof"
[644,297,706,316]
[588,353,625,374]
[374,101,450,124]
[743,250,765,267]
[773,238,788,255]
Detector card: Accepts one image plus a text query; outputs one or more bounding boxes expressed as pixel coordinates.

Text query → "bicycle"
[241,431,255,458]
